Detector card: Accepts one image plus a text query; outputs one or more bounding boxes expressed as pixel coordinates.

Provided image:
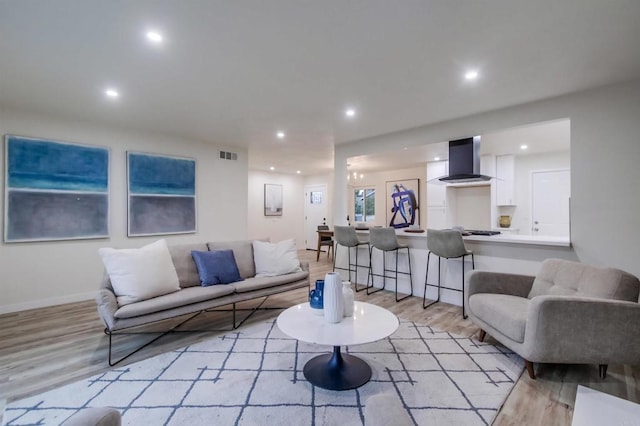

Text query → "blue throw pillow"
[191,250,243,286]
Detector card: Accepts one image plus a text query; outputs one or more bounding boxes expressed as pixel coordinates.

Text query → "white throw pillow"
[99,239,180,306]
[252,239,302,277]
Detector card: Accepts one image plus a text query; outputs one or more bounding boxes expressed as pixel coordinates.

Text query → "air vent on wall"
[219,151,238,161]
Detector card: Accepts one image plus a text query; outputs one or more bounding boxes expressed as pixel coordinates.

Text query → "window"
[354,188,375,222]
[310,191,323,204]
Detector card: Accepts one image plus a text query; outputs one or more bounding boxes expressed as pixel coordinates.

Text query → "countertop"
[354,228,571,247]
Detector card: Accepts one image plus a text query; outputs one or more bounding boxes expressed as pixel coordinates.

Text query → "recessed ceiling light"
[464,70,479,81]
[520,144,528,150]
[296,170,301,174]
[434,156,440,161]
[269,166,275,171]
[105,89,119,98]
[345,108,356,118]
[276,131,285,139]
[146,31,163,43]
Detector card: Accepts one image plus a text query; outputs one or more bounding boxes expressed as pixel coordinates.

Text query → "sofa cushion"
[232,270,309,293]
[469,293,529,343]
[528,259,640,301]
[98,239,180,306]
[114,284,235,319]
[207,240,257,279]
[168,243,209,288]
[252,239,302,277]
[191,249,243,286]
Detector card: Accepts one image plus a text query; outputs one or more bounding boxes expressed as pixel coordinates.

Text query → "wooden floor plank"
[1,249,638,425]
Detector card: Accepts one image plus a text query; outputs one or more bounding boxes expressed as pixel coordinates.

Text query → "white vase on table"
[323,272,344,323]
[342,281,354,317]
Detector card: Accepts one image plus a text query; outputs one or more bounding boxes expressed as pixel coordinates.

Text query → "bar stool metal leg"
[423,252,441,309]
[334,243,369,292]
[366,246,385,295]
[394,247,412,302]
[461,252,475,319]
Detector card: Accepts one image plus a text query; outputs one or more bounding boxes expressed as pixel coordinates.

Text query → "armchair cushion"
[528,258,639,301]
[469,294,529,343]
[524,296,640,363]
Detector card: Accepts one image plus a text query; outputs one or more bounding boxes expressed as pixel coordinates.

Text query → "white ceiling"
[1,1,639,176]
[346,118,571,174]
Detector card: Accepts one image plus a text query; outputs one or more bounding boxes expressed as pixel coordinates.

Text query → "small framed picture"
[264,184,283,216]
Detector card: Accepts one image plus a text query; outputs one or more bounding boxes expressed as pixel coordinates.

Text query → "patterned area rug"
[3,319,522,426]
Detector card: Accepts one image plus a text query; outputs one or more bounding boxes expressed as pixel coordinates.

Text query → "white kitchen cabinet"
[496,155,516,206]
[426,161,449,229]
[426,161,448,207]
[427,207,448,229]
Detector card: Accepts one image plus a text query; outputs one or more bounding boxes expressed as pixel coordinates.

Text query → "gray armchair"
[465,258,640,379]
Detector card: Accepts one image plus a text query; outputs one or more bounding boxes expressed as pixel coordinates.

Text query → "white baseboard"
[0,291,97,315]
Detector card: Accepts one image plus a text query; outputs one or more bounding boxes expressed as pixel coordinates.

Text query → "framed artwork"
[127,151,196,236]
[4,135,110,242]
[264,184,283,216]
[386,178,419,229]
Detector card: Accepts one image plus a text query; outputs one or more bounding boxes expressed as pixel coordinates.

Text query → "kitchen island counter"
[342,227,576,308]
[355,228,570,247]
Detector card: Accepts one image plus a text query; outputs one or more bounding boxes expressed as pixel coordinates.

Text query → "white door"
[304,184,328,250]
[532,170,570,236]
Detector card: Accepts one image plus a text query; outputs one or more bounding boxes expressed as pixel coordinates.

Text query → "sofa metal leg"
[478,329,486,342]
[599,364,608,379]
[105,296,294,366]
[525,360,536,379]
[106,311,202,367]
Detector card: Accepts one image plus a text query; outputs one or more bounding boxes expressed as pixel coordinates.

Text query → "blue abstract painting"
[127,152,196,236]
[386,179,419,229]
[4,135,110,242]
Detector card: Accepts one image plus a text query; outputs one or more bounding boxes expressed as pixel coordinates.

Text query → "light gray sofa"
[97,240,309,365]
[465,258,640,379]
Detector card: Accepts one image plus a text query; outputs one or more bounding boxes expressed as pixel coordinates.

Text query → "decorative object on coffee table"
[323,272,344,323]
[309,279,324,314]
[342,281,354,317]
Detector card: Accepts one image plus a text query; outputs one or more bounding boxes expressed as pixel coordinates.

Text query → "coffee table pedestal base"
[303,346,372,390]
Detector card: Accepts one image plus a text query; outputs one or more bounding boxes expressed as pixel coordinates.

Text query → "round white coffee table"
[276,301,399,390]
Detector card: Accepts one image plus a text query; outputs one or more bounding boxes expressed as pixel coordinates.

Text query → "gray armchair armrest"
[467,270,535,298]
[525,296,640,364]
[96,288,118,331]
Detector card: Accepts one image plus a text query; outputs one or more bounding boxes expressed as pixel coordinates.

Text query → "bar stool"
[333,226,370,292]
[367,227,413,302]
[423,228,474,318]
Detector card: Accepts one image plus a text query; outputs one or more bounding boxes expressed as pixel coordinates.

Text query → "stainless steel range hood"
[439,136,492,183]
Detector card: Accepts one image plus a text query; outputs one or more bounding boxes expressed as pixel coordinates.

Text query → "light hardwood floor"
[1,250,638,425]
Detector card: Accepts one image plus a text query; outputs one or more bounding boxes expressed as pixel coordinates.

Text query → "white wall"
[334,79,640,277]
[247,170,305,248]
[450,185,492,230]
[0,108,248,313]
[347,166,427,228]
